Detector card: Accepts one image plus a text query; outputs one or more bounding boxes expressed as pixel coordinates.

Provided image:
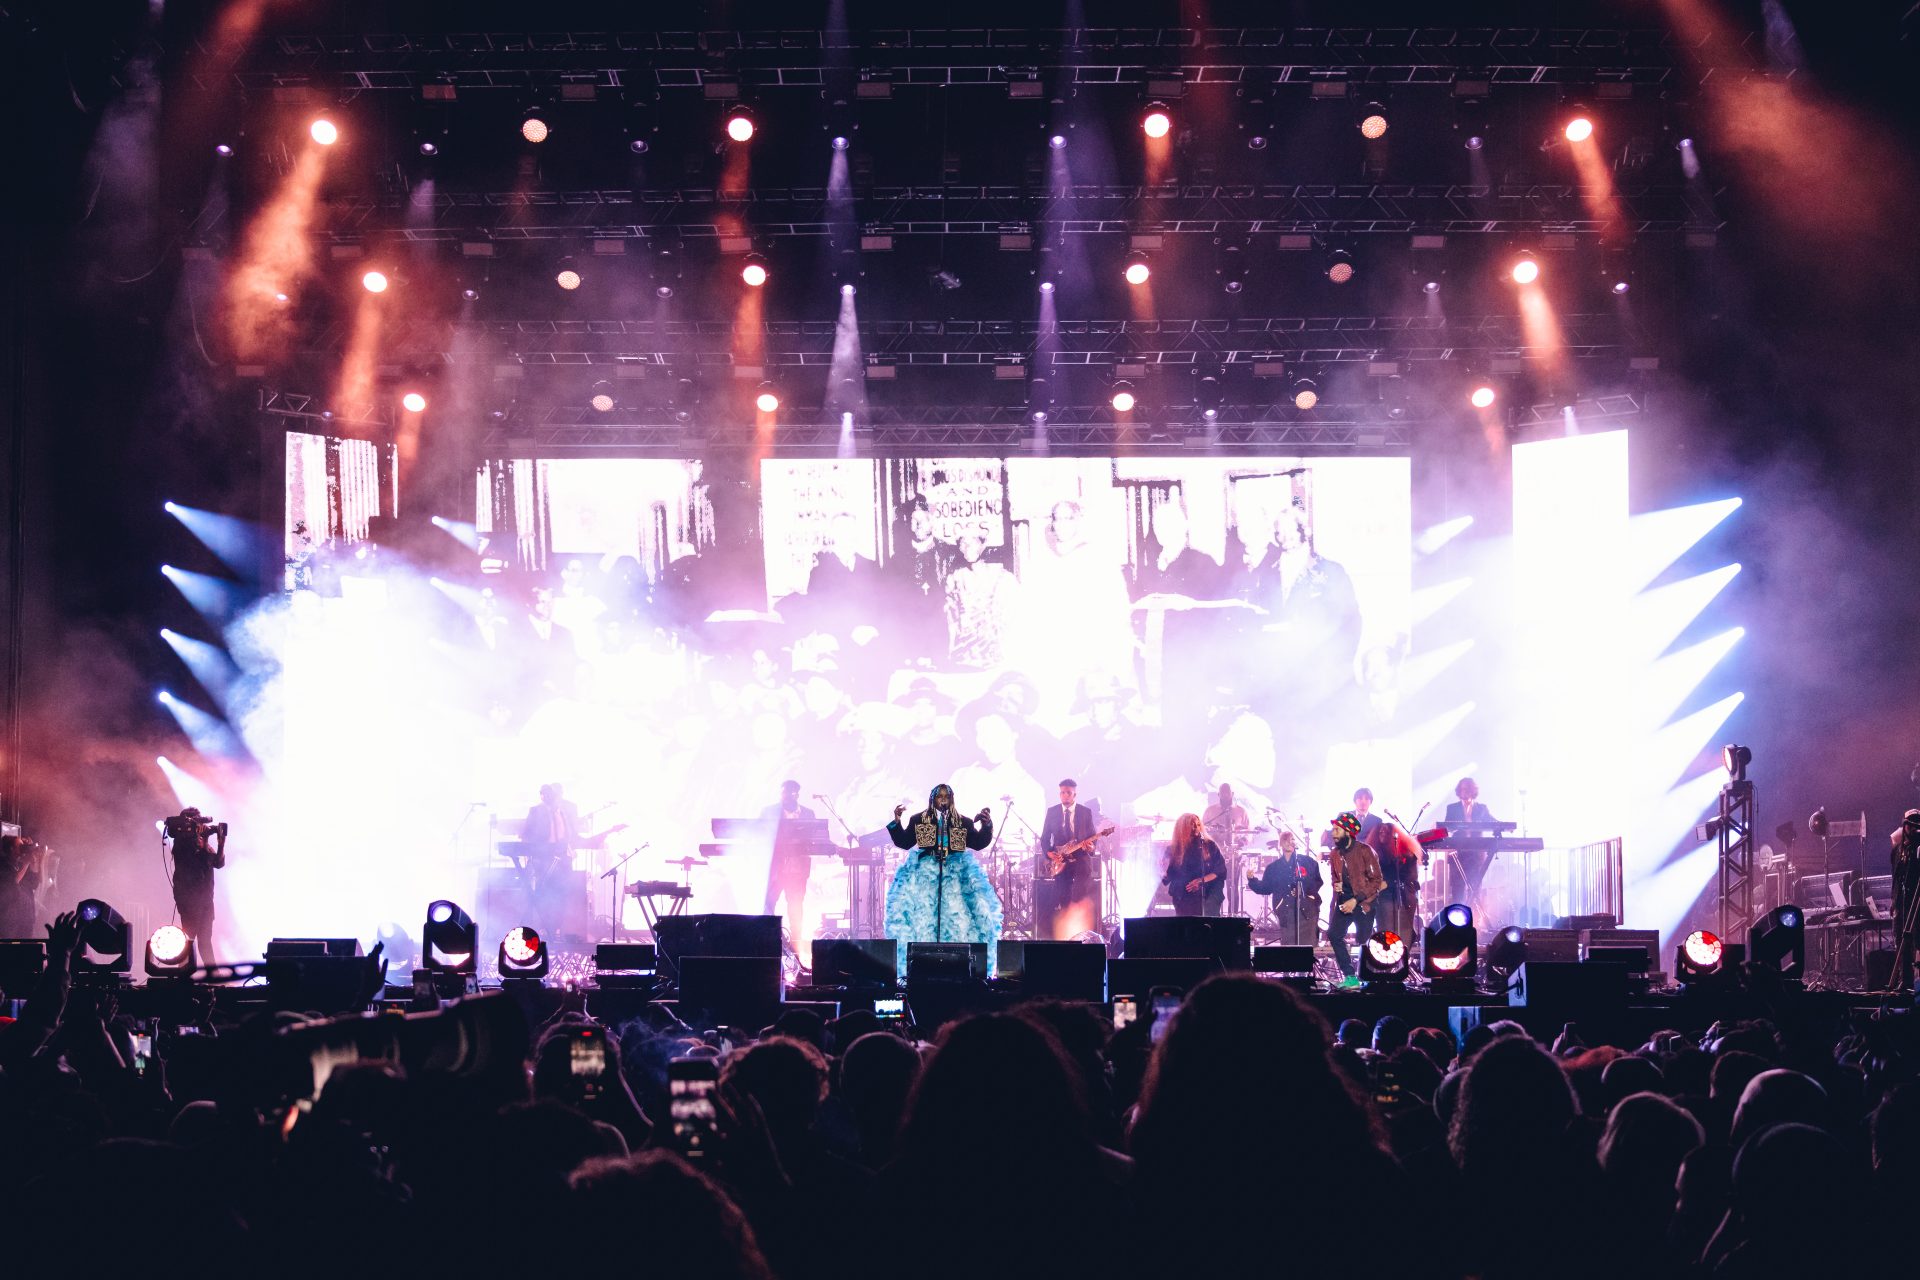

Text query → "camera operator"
[165,808,227,953]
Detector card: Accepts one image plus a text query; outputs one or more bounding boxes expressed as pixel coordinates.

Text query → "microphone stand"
[599,842,651,943]
[814,792,871,937]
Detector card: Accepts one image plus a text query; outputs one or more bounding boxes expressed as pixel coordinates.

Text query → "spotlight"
[841,282,856,297]
[274,292,289,304]
[1464,134,1485,151]
[1110,383,1136,413]
[1423,904,1478,983]
[1291,378,1319,412]
[214,143,234,157]
[521,115,550,144]
[755,387,781,414]
[1049,133,1067,150]
[1611,279,1631,295]
[1325,250,1355,284]
[1124,256,1151,286]
[75,899,132,975]
[1470,385,1497,409]
[361,270,389,294]
[1360,930,1410,986]
[1484,925,1527,984]
[145,925,199,978]
[1510,254,1540,285]
[1247,134,1269,151]
[422,900,477,975]
[555,263,582,291]
[725,108,755,143]
[831,134,850,151]
[419,141,438,156]
[309,119,338,146]
[1564,116,1594,143]
[590,391,615,413]
[400,391,427,413]
[1423,279,1441,295]
[1675,929,1725,984]
[1141,104,1172,139]
[462,287,479,302]
[498,926,551,981]
[655,284,673,299]
[629,138,649,154]
[1218,244,1247,294]
[1038,280,1055,294]
[741,258,769,288]
[1359,106,1389,139]
[1722,744,1752,782]
[1750,905,1805,980]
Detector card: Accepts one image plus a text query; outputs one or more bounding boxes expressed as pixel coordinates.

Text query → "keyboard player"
[1443,776,1501,901]
[761,780,819,936]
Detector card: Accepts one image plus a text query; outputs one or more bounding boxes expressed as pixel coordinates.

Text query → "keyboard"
[627,881,692,899]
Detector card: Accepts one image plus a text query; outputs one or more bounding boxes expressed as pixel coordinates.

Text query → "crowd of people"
[1,907,1905,1276]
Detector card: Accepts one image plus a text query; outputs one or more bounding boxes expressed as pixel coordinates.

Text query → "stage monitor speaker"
[655,914,783,979]
[266,938,364,959]
[905,942,988,984]
[1253,945,1317,974]
[1518,928,1581,964]
[595,943,657,973]
[1867,949,1897,993]
[0,939,47,993]
[1108,956,1217,997]
[678,955,783,1026]
[266,955,382,1015]
[1012,941,1106,1001]
[1507,960,1627,1008]
[1122,917,1252,969]
[811,938,897,985]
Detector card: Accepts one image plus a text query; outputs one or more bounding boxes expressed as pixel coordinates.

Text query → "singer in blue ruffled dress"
[884,783,1003,964]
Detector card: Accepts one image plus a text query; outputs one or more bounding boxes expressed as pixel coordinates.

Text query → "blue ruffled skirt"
[885,850,1003,971]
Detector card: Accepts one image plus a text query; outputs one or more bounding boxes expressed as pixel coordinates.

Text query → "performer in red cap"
[1326,811,1384,978]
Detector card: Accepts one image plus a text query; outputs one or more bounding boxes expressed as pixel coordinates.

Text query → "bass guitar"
[1040,825,1116,879]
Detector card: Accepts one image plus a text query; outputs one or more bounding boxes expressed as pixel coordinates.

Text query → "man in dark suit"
[1038,779,1100,940]
[1443,776,1500,902]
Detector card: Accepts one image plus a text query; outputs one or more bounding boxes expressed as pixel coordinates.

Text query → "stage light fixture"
[1110,384,1136,413]
[520,115,549,144]
[498,926,550,980]
[1423,279,1442,295]
[309,119,338,146]
[1141,104,1172,139]
[1423,904,1478,982]
[725,108,755,143]
[1470,385,1497,409]
[461,287,479,302]
[1124,256,1151,286]
[1247,134,1269,151]
[1291,378,1319,412]
[1359,106,1389,139]
[1360,931,1410,986]
[831,134,850,151]
[361,270,388,294]
[841,282,856,297]
[1675,929,1724,983]
[555,262,582,291]
[1038,279,1055,294]
[1326,249,1356,284]
[630,138,649,155]
[1612,279,1631,295]
[590,381,615,413]
[1464,134,1485,151]
[1564,115,1595,143]
[1750,905,1805,980]
[1510,254,1540,285]
[1485,925,1527,984]
[145,925,199,978]
[1049,133,1067,150]
[741,258,769,288]
[1723,744,1752,782]
[401,392,426,413]
[75,899,132,975]
[423,900,477,975]
[755,387,781,414]
[214,143,233,157]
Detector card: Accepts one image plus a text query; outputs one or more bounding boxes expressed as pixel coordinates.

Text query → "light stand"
[1717,745,1757,944]
[599,842,650,942]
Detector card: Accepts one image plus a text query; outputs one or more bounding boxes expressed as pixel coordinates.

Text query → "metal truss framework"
[297,311,1651,366]
[320,182,1722,244]
[206,25,1772,93]
[1718,779,1757,943]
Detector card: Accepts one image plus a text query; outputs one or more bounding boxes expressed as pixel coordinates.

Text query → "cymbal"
[664,856,708,869]
[1110,824,1154,839]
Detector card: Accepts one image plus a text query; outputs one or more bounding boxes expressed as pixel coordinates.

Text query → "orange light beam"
[223,146,326,360]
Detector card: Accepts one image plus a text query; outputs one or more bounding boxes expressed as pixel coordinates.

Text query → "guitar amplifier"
[1518,928,1582,964]
[1582,929,1660,973]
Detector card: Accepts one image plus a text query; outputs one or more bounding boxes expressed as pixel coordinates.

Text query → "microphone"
[811,793,827,801]
[1000,795,1014,803]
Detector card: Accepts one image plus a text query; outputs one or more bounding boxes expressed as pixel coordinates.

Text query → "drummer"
[1201,783,1253,851]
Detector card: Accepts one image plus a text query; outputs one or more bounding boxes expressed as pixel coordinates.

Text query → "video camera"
[163,807,227,843]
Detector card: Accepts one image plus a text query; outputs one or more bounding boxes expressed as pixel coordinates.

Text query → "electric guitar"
[1041,825,1116,878]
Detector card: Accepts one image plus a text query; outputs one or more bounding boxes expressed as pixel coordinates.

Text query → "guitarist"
[1325,811,1385,978]
[522,783,627,925]
[1039,779,1102,939]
